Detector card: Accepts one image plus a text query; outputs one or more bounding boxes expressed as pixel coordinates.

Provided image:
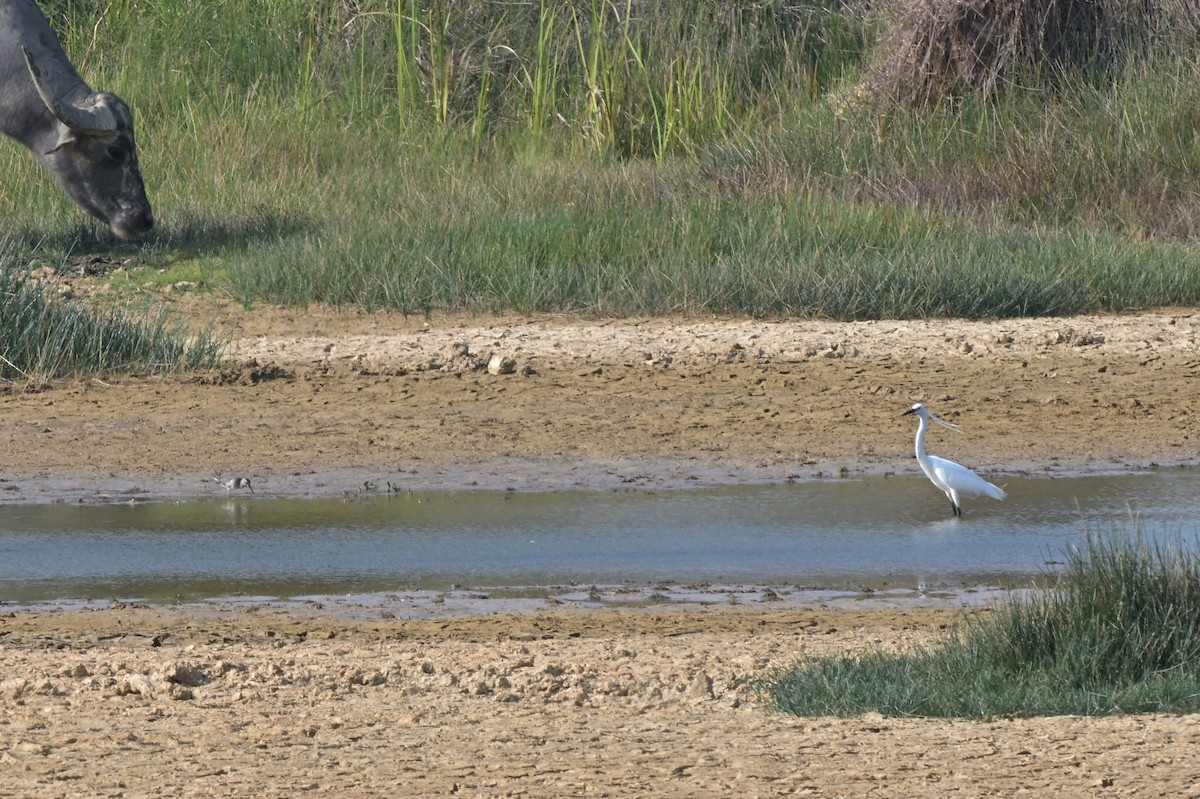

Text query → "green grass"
[2,1,1199,319]
[0,245,224,382]
[766,529,1200,718]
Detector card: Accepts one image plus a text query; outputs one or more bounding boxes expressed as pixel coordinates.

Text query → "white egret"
[901,403,1004,516]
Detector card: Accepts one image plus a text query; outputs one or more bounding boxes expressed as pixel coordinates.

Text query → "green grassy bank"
[4,0,1200,319]
[767,530,1200,718]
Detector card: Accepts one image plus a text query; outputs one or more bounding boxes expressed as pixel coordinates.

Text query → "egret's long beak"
[901,408,917,417]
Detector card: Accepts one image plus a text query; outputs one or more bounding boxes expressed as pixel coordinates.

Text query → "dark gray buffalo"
[1,0,152,238]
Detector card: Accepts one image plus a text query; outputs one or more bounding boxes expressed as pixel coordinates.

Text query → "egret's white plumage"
[902,403,1004,516]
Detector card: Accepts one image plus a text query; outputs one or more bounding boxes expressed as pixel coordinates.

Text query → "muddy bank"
[1,307,1197,503]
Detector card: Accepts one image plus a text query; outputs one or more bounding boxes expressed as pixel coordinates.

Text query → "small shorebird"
[212,477,254,493]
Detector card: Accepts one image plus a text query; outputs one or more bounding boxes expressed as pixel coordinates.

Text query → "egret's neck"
[913,415,930,466]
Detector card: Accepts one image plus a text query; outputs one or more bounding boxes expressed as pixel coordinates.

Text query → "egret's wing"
[932,461,1003,499]
[925,457,960,494]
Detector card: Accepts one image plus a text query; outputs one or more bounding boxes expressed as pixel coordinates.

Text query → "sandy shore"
[3,300,1200,796]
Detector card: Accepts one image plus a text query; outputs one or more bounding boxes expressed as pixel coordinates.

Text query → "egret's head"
[905,403,961,431]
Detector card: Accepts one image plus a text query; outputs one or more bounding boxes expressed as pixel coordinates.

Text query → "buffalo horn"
[22,46,117,134]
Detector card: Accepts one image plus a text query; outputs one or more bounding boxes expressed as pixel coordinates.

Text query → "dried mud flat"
[4,302,1200,797]
[4,603,1200,798]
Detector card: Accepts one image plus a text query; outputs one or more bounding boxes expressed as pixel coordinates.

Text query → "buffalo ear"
[44,128,79,155]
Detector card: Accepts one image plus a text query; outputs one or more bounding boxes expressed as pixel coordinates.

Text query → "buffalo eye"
[105,145,128,163]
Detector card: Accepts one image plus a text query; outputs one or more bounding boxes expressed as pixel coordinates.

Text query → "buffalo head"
[22,46,153,240]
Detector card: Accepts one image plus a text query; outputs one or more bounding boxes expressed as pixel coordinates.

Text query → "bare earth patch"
[3,300,1200,797]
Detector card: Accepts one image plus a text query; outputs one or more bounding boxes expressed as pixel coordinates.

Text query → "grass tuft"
[767,528,1200,718]
[0,245,224,383]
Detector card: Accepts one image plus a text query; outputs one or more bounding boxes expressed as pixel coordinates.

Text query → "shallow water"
[1,471,1198,604]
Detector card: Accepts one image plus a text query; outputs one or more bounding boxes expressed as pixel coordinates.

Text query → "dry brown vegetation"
[867,0,1200,102]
